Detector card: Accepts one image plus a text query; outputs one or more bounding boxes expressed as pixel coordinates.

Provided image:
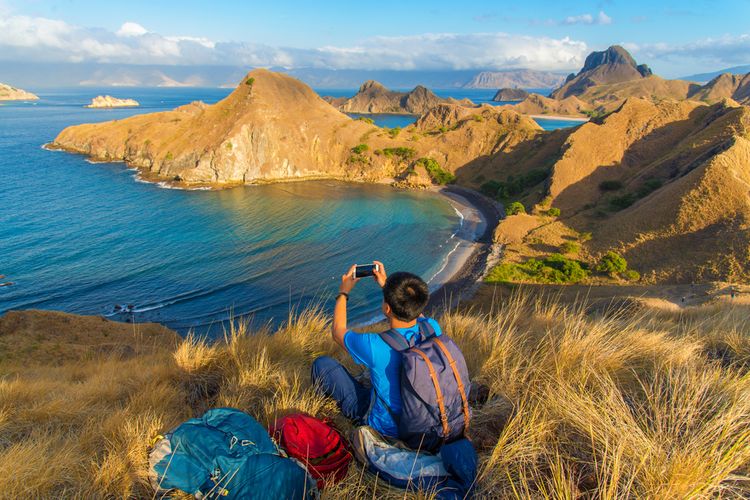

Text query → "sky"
[1,0,749,78]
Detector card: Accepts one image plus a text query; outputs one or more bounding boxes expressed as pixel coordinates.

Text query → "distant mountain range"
[681,65,750,83]
[0,62,567,90]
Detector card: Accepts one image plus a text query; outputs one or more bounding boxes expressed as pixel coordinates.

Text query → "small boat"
[0,282,14,288]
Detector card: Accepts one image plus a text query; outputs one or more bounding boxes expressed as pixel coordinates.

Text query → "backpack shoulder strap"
[433,338,471,436]
[379,329,411,352]
[418,319,438,341]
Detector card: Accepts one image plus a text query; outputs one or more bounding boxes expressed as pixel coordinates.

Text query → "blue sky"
[2,0,750,77]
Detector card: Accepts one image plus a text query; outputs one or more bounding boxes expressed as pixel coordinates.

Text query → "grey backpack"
[379,321,471,452]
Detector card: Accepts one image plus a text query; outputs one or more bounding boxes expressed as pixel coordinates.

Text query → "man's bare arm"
[332,265,358,348]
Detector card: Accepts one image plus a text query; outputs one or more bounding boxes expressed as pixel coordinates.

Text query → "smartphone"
[355,263,379,278]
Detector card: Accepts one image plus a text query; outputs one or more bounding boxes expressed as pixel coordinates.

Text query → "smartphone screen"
[355,264,378,278]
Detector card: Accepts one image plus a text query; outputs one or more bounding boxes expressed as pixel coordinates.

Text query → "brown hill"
[482,97,750,283]
[504,93,590,117]
[552,45,653,100]
[689,72,750,104]
[50,70,541,187]
[329,80,475,114]
[492,88,530,102]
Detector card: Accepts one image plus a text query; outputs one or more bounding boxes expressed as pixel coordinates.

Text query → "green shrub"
[622,269,641,281]
[599,180,624,191]
[579,232,592,242]
[382,147,416,161]
[356,116,375,125]
[165,152,173,161]
[596,251,628,274]
[388,127,401,138]
[480,180,503,198]
[351,143,368,154]
[438,126,448,133]
[506,202,526,216]
[609,194,636,211]
[547,207,561,217]
[559,241,580,254]
[245,77,255,86]
[417,158,455,185]
[637,178,663,198]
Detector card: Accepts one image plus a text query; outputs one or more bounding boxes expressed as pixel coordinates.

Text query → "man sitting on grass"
[311,261,441,439]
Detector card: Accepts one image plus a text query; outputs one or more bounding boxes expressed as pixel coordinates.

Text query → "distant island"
[0,83,38,101]
[324,81,474,115]
[463,69,566,89]
[85,95,140,108]
[492,88,530,102]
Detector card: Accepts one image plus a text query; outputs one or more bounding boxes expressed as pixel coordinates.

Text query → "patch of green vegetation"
[382,147,416,162]
[547,207,561,217]
[165,152,173,161]
[559,241,580,254]
[351,143,369,154]
[506,201,526,216]
[245,77,255,86]
[387,127,401,138]
[623,269,641,281]
[438,126,448,133]
[486,254,589,284]
[480,169,550,201]
[599,180,624,191]
[356,116,375,125]
[579,232,592,242]
[225,142,233,151]
[596,251,628,274]
[583,109,607,119]
[609,193,637,211]
[637,178,663,198]
[471,114,484,122]
[417,158,455,185]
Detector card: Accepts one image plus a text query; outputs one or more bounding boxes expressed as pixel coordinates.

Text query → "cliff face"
[0,83,38,101]
[689,73,750,104]
[50,70,540,187]
[85,95,140,108]
[492,88,530,102]
[330,80,474,114]
[504,93,589,117]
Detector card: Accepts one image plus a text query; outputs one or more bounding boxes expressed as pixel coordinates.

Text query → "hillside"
[483,98,750,283]
[50,70,544,187]
[324,80,475,114]
[682,64,750,83]
[504,93,589,117]
[689,72,750,105]
[0,82,38,100]
[2,292,749,497]
[492,88,529,101]
[463,69,566,89]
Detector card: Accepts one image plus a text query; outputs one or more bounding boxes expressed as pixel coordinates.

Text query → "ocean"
[0,87,579,336]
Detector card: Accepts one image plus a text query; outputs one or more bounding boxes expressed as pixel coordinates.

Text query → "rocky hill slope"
[0,83,38,100]
[689,72,750,105]
[324,80,474,114]
[481,97,750,283]
[492,88,530,102]
[50,70,540,187]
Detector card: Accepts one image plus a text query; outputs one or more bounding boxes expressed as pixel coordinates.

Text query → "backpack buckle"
[229,436,238,449]
[240,439,255,446]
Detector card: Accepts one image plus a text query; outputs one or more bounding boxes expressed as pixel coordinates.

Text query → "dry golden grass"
[1,293,750,498]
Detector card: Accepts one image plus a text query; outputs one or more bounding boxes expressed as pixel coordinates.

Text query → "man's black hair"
[383,272,429,321]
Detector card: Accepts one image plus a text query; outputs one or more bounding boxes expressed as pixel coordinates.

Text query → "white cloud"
[628,34,750,71]
[116,22,148,37]
[0,14,588,71]
[563,11,612,26]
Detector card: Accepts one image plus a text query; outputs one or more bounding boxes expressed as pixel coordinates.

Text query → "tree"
[596,251,628,274]
[505,202,526,216]
[547,207,561,217]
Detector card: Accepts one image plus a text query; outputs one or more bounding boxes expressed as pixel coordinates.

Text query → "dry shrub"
[1,293,749,497]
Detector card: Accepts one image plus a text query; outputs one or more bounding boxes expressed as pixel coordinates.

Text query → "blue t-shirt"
[343,317,442,437]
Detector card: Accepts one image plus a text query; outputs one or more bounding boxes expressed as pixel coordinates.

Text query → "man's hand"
[339,264,360,294]
[373,260,387,288]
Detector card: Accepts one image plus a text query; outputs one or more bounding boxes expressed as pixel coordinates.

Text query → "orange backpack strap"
[433,338,471,435]
[413,347,450,439]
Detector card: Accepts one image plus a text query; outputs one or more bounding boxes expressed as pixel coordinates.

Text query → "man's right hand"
[373,260,387,288]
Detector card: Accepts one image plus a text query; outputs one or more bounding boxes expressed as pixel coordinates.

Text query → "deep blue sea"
[0,87,580,336]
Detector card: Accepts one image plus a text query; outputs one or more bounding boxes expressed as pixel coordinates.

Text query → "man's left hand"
[340,265,360,294]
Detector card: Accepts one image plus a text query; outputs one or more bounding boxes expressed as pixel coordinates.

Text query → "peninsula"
[0,83,38,101]
[85,95,140,108]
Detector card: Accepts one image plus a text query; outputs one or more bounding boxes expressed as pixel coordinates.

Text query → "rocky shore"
[85,95,140,108]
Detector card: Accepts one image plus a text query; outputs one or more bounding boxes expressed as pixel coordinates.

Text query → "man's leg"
[311,356,370,424]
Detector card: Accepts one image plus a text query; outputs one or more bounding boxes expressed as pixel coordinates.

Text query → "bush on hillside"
[609,194,636,210]
[417,157,455,185]
[245,77,255,86]
[637,178,663,198]
[486,254,589,284]
[481,169,550,200]
[559,241,580,254]
[599,180,624,191]
[387,127,401,138]
[382,147,415,162]
[350,143,368,154]
[356,116,374,125]
[547,207,561,217]
[505,202,526,216]
[596,251,628,274]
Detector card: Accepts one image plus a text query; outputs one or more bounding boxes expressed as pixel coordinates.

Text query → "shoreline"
[425,185,502,313]
[529,114,589,122]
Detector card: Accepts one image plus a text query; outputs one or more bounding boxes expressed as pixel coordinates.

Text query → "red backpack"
[269,413,352,489]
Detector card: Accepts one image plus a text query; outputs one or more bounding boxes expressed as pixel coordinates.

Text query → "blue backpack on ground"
[378,321,472,452]
[149,407,317,499]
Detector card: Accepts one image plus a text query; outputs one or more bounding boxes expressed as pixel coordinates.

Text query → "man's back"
[344,316,442,437]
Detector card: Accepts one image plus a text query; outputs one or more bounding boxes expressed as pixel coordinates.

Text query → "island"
[492,88,530,102]
[85,95,140,108]
[0,83,38,101]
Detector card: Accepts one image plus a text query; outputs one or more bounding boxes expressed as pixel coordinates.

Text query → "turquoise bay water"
[0,89,461,335]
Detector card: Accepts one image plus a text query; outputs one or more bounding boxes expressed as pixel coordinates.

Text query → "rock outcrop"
[0,83,38,100]
[85,95,140,108]
[50,70,541,187]
[464,70,566,89]
[504,94,589,117]
[492,88,530,102]
[688,72,750,105]
[326,81,475,115]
